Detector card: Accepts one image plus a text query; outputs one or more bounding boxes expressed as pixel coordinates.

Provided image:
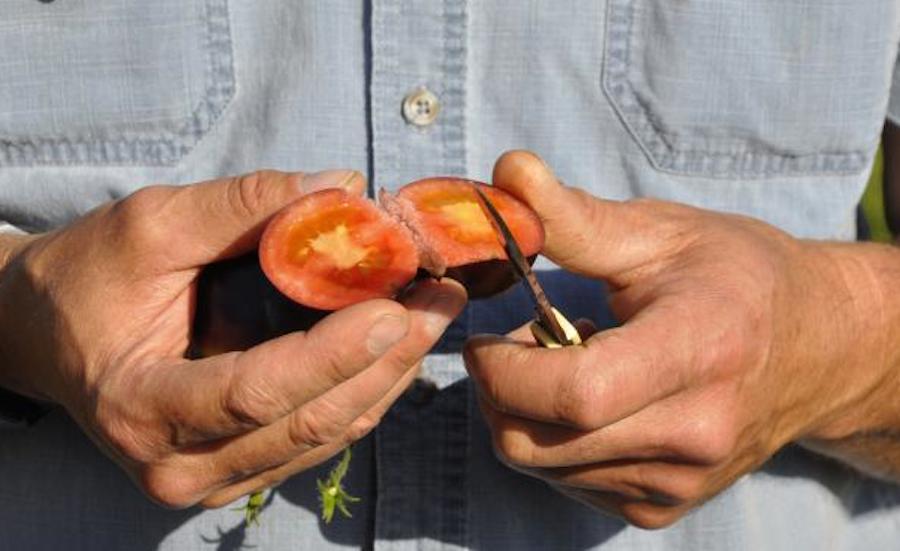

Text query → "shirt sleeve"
[0,222,26,235]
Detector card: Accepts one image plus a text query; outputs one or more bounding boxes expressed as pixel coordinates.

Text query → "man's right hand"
[0,170,467,508]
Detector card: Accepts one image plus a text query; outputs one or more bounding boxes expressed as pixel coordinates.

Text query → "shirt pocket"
[603,0,898,179]
[0,0,234,166]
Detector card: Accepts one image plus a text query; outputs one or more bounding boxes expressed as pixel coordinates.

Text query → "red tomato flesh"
[260,178,544,310]
[392,178,543,269]
[260,189,419,310]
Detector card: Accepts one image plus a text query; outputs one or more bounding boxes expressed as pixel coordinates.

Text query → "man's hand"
[0,169,467,509]
[464,151,900,528]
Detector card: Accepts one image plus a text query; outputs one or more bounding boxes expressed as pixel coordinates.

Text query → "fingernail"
[529,152,559,182]
[301,169,362,194]
[367,314,408,356]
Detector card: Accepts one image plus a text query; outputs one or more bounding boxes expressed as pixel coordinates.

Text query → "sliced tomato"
[260,189,419,311]
[393,177,544,268]
[260,179,545,310]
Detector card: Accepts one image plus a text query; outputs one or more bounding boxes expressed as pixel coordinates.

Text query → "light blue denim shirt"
[2,1,900,549]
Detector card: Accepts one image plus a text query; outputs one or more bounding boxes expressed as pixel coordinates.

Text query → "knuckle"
[222,378,288,429]
[662,474,707,505]
[675,411,739,465]
[554,363,603,430]
[630,462,708,507]
[493,430,537,468]
[344,413,379,443]
[15,236,57,290]
[289,406,341,449]
[703,321,745,371]
[461,338,486,374]
[112,185,174,251]
[94,405,159,464]
[466,341,529,416]
[464,343,504,405]
[101,424,150,464]
[120,185,173,214]
[477,370,507,412]
[621,503,682,530]
[228,170,282,218]
[316,345,362,387]
[698,432,738,467]
[622,197,702,255]
[139,465,202,509]
[547,188,606,264]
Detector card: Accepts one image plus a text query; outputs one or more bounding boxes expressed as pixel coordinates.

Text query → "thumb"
[153,169,364,268]
[491,151,664,283]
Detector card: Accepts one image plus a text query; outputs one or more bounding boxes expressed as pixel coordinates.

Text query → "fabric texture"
[889,52,900,125]
[1,1,899,549]
[0,222,25,235]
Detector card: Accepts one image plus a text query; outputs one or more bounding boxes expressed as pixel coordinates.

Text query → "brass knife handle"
[530,308,582,348]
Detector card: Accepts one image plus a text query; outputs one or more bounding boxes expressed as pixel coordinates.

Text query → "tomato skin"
[259,179,544,311]
[190,253,329,358]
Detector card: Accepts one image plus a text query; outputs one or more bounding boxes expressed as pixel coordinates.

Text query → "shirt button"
[402,87,441,127]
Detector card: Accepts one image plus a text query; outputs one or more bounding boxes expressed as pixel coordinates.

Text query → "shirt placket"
[369,1,470,549]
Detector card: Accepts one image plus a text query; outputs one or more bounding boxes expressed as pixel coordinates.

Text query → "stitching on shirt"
[0,0,235,167]
[371,1,402,189]
[601,0,869,179]
[442,0,467,180]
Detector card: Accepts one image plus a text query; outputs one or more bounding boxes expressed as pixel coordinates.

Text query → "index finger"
[463,301,696,431]
[149,298,409,446]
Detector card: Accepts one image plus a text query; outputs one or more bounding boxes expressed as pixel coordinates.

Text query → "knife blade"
[473,187,581,347]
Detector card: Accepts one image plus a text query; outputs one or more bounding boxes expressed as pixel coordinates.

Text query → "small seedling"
[234,488,267,526]
[317,447,360,523]
[236,446,358,525]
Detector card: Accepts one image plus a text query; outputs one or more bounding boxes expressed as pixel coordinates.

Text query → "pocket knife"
[474,187,581,348]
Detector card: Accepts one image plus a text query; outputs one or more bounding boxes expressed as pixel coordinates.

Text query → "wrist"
[801,240,900,442]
